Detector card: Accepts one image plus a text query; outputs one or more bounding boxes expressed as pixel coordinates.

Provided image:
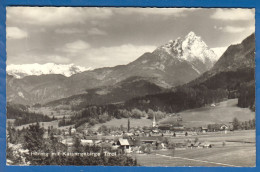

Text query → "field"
[132,130,255,167]
[91,117,152,130]
[169,130,255,143]
[29,106,73,119]
[160,99,255,127]
[15,120,73,130]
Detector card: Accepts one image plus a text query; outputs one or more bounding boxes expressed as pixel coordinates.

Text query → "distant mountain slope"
[7,74,68,104]
[44,76,165,107]
[7,32,218,105]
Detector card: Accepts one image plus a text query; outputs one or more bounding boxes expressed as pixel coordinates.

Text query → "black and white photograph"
[6,7,255,166]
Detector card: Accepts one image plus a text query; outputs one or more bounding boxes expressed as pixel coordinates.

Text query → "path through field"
[133,144,255,167]
[154,153,240,167]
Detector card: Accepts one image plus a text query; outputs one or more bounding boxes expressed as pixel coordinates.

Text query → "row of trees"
[238,81,255,111]
[125,86,228,113]
[59,102,170,128]
[232,118,255,130]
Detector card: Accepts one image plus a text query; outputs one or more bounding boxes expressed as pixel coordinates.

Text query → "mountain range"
[7,63,90,78]
[7,32,242,105]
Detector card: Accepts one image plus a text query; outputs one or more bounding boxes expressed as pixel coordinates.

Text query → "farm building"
[80,139,94,146]
[201,126,208,133]
[172,126,185,132]
[61,137,74,146]
[117,138,134,153]
[71,128,76,134]
[187,142,201,148]
[140,136,161,144]
[201,142,212,148]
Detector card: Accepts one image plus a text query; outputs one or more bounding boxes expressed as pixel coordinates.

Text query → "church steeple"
[152,113,156,127]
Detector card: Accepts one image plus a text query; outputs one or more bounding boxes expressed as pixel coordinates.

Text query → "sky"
[6,7,255,69]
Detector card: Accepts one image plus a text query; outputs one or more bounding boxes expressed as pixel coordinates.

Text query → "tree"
[69,127,72,136]
[127,118,130,132]
[120,124,124,131]
[73,137,82,152]
[23,122,44,153]
[232,117,240,130]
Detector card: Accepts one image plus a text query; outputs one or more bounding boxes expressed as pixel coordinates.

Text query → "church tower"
[152,113,156,127]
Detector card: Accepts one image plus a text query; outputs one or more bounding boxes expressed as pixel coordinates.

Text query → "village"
[38,113,236,155]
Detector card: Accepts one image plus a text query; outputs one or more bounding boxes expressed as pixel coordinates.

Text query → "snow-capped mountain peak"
[185,31,197,39]
[7,63,91,78]
[182,32,218,63]
[154,31,219,70]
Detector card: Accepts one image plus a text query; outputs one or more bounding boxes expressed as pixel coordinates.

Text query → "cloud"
[47,55,71,64]
[55,28,83,34]
[223,26,245,33]
[9,42,156,69]
[55,27,106,36]
[114,8,198,17]
[56,41,156,68]
[87,28,107,35]
[7,27,28,39]
[214,25,255,33]
[61,40,91,53]
[76,44,156,68]
[7,7,113,26]
[7,53,71,65]
[211,9,254,21]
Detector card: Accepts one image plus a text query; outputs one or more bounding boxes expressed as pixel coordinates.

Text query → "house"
[211,103,216,107]
[140,136,161,144]
[220,124,229,134]
[151,129,160,134]
[61,137,74,146]
[125,132,134,136]
[220,124,229,130]
[187,142,201,148]
[117,138,134,153]
[193,142,201,147]
[201,126,208,133]
[172,126,185,132]
[71,128,76,134]
[80,139,94,146]
[158,125,171,131]
[201,142,212,148]
[220,123,233,133]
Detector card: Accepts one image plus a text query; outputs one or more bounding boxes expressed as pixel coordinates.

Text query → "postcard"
[4,7,256,167]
